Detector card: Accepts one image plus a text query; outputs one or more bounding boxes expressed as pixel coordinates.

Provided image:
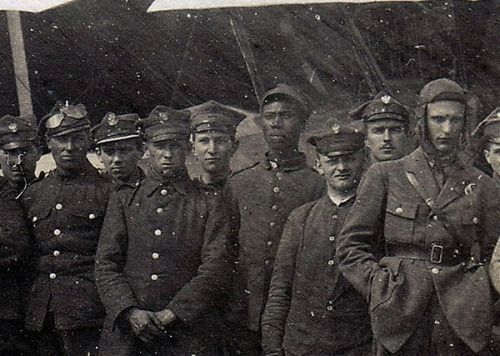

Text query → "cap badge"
[331,124,341,134]
[381,95,391,104]
[107,113,118,126]
[159,112,169,121]
[496,112,500,119]
[8,123,18,133]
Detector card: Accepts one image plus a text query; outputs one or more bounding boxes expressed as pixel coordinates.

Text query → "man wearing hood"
[336,78,500,355]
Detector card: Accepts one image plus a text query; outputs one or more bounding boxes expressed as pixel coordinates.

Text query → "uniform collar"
[143,168,191,197]
[326,191,355,207]
[51,159,99,181]
[261,151,307,171]
[111,167,145,188]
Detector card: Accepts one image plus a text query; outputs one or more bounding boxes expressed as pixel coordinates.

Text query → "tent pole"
[6,11,33,117]
[229,11,264,105]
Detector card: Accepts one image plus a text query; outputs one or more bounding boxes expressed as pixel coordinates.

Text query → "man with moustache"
[0,116,36,354]
[91,112,145,187]
[350,91,411,163]
[0,115,42,197]
[261,119,371,356]
[229,84,324,354]
[336,78,500,355]
[472,107,500,182]
[21,102,110,356]
[95,105,236,355]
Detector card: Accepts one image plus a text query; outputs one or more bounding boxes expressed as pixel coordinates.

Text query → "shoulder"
[230,161,261,178]
[288,199,320,222]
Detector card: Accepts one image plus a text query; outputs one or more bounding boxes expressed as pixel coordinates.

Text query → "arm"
[166,192,237,323]
[95,191,138,326]
[261,209,303,356]
[336,164,387,300]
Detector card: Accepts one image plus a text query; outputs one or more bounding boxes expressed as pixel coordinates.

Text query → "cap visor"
[47,125,90,138]
[1,141,34,150]
[96,134,141,145]
[365,113,406,122]
[146,133,189,143]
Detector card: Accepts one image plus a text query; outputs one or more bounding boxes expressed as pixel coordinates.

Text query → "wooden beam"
[6,11,33,117]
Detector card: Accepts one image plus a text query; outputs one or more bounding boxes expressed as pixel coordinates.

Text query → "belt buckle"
[431,244,443,264]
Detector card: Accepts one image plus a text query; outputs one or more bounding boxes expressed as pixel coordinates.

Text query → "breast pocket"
[384,195,418,244]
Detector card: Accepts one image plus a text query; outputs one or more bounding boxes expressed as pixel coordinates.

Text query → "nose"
[441,119,452,134]
[383,128,391,141]
[162,148,173,159]
[269,115,283,128]
[14,153,25,165]
[336,159,347,171]
[110,153,122,164]
[207,140,217,154]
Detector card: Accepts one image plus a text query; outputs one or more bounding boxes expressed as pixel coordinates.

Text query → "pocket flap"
[386,196,418,219]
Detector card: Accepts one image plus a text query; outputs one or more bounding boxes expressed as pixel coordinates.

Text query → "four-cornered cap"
[91,112,142,145]
[308,118,365,156]
[260,84,311,118]
[472,107,500,144]
[39,102,91,138]
[190,100,246,135]
[142,105,191,142]
[0,115,38,150]
[349,91,410,123]
[417,78,467,106]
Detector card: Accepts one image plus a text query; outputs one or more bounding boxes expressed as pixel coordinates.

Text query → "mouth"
[380,145,394,152]
[435,138,451,145]
[334,173,351,180]
[110,167,124,173]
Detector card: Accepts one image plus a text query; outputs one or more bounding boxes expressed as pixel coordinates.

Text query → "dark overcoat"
[336,147,500,354]
[95,174,237,355]
[21,161,111,331]
[229,154,324,331]
[261,195,371,355]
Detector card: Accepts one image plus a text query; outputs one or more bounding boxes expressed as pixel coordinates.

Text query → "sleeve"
[335,164,387,300]
[167,192,237,323]
[480,179,500,262]
[0,190,30,270]
[261,208,304,356]
[95,191,138,325]
[490,240,500,294]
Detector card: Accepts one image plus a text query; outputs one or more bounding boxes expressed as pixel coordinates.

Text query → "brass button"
[264,259,271,266]
[332,215,338,220]
[154,229,162,236]
[88,213,96,220]
[395,207,403,214]
[273,187,280,193]
[326,306,333,311]
[49,273,57,280]
[431,267,439,275]
[160,189,168,196]
[55,203,63,210]
[328,260,335,266]
[53,250,60,257]
[271,205,278,211]
[434,320,440,325]
[433,215,439,221]
[276,172,283,179]
[269,221,276,228]
[329,236,335,242]
[151,274,158,281]
[32,216,37,222]
[53,229,61,236]
[266,241,273,246]
[472,217,479,224]
[152,252,159,259]
[157,208,163,213]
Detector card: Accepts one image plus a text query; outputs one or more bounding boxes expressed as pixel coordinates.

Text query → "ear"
[231,140,240,156]
[484,149,491,165]
[314,158,324,175]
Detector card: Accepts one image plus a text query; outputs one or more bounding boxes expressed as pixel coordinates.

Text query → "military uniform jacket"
[0,177,31,321]
[95,173,237,354]
[229,153,324,330]
[336,147,500,353]
[21,161,111,331]
[261,195,371,355]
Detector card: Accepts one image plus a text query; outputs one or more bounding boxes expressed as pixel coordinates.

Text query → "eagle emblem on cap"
[381,95,391,104]
[8,123,18,133]
[107,113,118,126]
[159,112,169,121]
[331,124,340,134]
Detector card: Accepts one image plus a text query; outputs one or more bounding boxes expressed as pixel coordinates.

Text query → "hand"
[155,308,176,327]
[127,307,164,344]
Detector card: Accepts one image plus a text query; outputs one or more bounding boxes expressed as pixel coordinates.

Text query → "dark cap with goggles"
[39,102,91,138]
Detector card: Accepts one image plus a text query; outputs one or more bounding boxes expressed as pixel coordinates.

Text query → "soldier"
[261,120,371,356]
[472,107,500,181]
[229,84,324,353]
[21,102,110,356]
[0,115,42,197]
[336,78,500,355]
[350,91,411,163]
[95,105,237,355]
[91,112,145,186]
[190,100,244,189]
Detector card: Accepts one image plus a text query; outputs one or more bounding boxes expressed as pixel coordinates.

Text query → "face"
[0,145,40,184]
[47,130,90,171]
[317,150,364,192]
[261,100,305,152]
[192,131,238,175]
[484,142,500,178]
[147,139,188,178]
[97,139,144,181]
[426,101,466,154]
[365,119,408,162]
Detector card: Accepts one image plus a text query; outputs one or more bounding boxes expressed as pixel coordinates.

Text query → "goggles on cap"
[45,104,88,129]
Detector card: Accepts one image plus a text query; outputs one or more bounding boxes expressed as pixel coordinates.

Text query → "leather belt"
[387,243,469,265]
